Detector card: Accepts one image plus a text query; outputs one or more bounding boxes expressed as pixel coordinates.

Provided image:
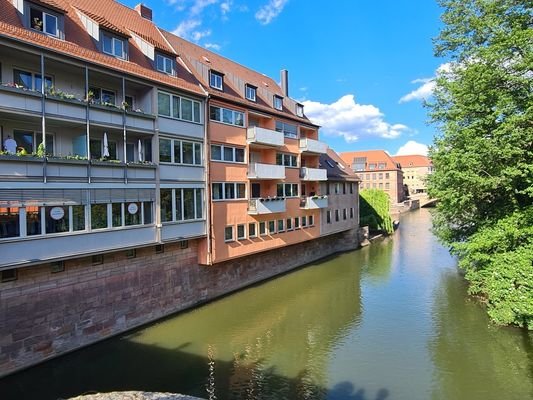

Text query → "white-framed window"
[156,53,174,75]
[275,120,298,139]
[335,209,340,222]
[343,209,347,220]
[259,221,267,236]
[273,95,283,110]
[224,226,234,242]
[245,84,257,101]
[301,216,307,228]
[160,188,203,222]
[277,219,285,232]
[286,218,293,231]
[268,220,275,234]
[102,32,126,59]
[294,217,300,229]
[327,210,332,224]
[211,144,245,163]
[276,183,299,197]
[29,6,59,37]
[210,71,224,90]
[276,153,298,167]
[211,183,246,200]
[296,103,304,117]
[209,105,245,127]
[350,208,354,219]
[13,69,52,91]
[248,223,257,238]
[88,87,116,106]
[309,215,314,226]
[157,91,201,123]
[13,130,54,156]
[237,224,246,240]
[159,138,202,165]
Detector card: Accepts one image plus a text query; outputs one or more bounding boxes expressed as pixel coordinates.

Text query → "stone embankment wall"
[0,228,360,377]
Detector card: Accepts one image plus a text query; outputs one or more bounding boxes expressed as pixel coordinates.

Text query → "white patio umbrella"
[138,139,143,162]
[103,132,110,158]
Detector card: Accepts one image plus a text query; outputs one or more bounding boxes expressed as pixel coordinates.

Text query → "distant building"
[392,155,433,195]
[339,150,405,203]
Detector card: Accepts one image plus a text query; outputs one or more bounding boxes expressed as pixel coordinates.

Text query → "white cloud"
[255,0,288,25]
[220,0,232,15]
[399,63,452,103]
[303,94,409,143]
[205,42,221,51]
[190,0,219,16]
[171,19,211,42]
[395,140,429,156]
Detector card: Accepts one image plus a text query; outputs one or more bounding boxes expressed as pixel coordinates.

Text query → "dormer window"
[296,103,304,117]
[274,95,283,110]
[29,6,59,37]
[210,71,223,90]
[245,84,256,102]
[102,32,126,59]
[156,53,174,75]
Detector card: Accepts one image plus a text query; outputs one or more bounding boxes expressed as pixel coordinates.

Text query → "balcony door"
[251,183,261,199]
[250,151,260,164]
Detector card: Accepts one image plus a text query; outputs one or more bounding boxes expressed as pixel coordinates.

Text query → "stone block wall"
[0,229,359,377]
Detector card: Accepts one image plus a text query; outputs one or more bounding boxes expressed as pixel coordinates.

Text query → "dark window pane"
[143,202,153,224]
[125,202,141,226]
[158,92,171,116]
[193,102,200,123]
[223,147,233,162]
[174,141,181,164]
[175,189,183,220]
[72,205,85,231]
[183,189,195,220]
[160,189,172,222]
[0,207,20,238]
[90,139,102,159]
[211,145,222,160]
[44,13,57,36]
[26,206,41,235]
[235,148,244,162]
[159,138,171,162]
[236,184,246,199]
[182,142,193,164]
[91,204,107,229]
[195,189,202,219]
[225,183,235,199]
[194,143,201,165]
[212,183,223,200]
[181,98,193,121]
[13,131,34,154]
[112,203,122,227]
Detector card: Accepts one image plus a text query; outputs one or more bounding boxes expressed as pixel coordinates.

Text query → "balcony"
[0,155,44,182]
[300,196,328,209]
[89,103,124,127]
[247,126,284,147]
[248,198,286,215]
[0,85,42,115]
[125,110,156,132]
[299,138,328,154]
[45,96,86,121]
[248,162,285,180]
[300,167,327,181]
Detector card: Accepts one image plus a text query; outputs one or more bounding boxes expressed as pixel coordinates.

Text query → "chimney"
[280,69,289,97]
[135,4,152,21]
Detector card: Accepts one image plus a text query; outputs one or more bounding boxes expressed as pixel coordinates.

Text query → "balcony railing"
[0,85,42,115]
[247,126,284,147]
[248,162,285,180]
[300,196,328,209]
[299,138,328,154]
[300,167,327,181]
[248,198,287,215]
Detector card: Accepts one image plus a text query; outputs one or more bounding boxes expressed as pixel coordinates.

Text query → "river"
[1,208,532,400]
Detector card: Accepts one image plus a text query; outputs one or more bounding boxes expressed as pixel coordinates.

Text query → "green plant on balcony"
[46,86,78,101]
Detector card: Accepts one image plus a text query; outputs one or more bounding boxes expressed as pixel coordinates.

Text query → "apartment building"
[162,33,331,264]
[339,150,405,203]
[392,155,433,195]
[0,0,207,271]
[319,149,360,236]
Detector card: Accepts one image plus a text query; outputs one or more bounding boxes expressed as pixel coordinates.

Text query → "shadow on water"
[0,248,391,400]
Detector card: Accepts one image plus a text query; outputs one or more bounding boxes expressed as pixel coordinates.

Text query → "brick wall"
[0,229,360,377]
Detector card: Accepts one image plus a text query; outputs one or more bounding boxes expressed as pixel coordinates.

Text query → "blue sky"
[121,0,446,156]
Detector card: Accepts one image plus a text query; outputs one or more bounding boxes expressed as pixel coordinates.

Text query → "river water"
[1,208,532,400]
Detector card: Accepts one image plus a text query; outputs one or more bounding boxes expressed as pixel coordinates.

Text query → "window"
[268,220,275,234]
[343,209,347,220]
[224,226,234,242]
[155,244,165,254]
[0,207,20,239]
[92,255,103,265]
[369,163,376,170]
[327,210,331,224]
[211,144,245,163]
[159,138,202,165]
[245,84,256,101]
[378,163,386,169]
[102,32,126,59]
[249,223,257,238]
[45,206,69,234]
[276,153,298,167]
[350,208,354,219]
[301,216,307,227]
[88,87,116,106]
[350,183,354,194]
[160,188,202,222]
[335,209,340,222]
[13,69,52,91]
[326,183,330,195]
[158,92,201,123]
[385,182,390,190]
[273,95,283,110]
[296,103,304,117]
[277,219,284,232]
[259,221,267,236]
[12,131,53,156]
[385,173,390,179]
[237,224,246,240]
[352,157,366,172]
[125,249,136,259]
[210,71,224,90]
[286,218,293,231]
[334,183,340,194]
[210,105,244,127]
[294,217,300,229]
[156,53,174,75]
[379,173,383,180]
[309,215,314,226]
[1,269,17,282]
[30,6,58,37]
[211,183,246,200]
[50,261,65,273]
[276,183,299,197]
[275,121,298,138]
[343,183,346,194]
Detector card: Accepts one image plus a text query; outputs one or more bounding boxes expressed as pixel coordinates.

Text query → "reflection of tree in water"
[358,237,394,284]
[429,271,533,400]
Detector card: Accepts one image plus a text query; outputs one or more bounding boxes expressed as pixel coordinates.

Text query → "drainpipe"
[154,87,161,244]
[85,66,91,183]
[122,77,127,184]
[204,93,212,265]
[40,53,47,183]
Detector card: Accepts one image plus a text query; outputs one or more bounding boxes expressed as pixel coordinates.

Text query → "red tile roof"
[321,148,360,181]
[392,155,432,168]
[339,150,401,171]
[0,0,203,96]
[161,30,319,127]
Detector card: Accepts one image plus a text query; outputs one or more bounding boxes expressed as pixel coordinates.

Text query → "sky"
[121,0,447,156]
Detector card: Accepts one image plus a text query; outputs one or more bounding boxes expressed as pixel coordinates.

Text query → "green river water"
[1,208,532,399]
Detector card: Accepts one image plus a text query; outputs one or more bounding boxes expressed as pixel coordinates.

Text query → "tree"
[427,0,533,328]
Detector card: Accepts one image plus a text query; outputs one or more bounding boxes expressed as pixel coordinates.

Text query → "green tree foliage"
[359,189,394,234]
[428,0,533,328]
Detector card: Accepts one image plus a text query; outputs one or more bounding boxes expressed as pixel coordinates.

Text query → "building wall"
[402,166,431,194]
[320,181,359,236]
[358,169,404,203]
[0,230,360,377]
